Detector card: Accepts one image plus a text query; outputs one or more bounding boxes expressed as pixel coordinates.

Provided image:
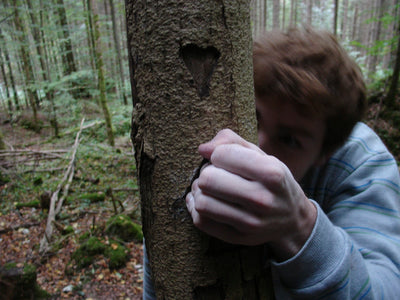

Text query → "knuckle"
[217,128,234,138]
[261,160,287,188]
[198,166,214,189]
[242,217,262,232]
[193,195,208,214]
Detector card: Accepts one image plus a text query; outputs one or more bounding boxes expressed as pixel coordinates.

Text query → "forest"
[0,0,399,299]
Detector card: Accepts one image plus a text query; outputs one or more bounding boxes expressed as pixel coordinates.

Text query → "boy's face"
[256,96,326,181]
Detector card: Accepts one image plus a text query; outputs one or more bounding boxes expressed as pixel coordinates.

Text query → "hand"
[186,129,317,261]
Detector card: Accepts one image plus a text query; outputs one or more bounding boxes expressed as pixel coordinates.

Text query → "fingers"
[210,143,289,192]
[197,164,272,212]
[185,189,260,246]
[198,129,262,160]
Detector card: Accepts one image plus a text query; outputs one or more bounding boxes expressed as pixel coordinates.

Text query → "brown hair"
[253,27,367,154]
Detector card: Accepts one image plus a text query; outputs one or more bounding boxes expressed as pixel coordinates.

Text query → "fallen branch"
[39,119,84,254]
[58,120,104,137]
[0,149,67,169]
[0,222,41,235]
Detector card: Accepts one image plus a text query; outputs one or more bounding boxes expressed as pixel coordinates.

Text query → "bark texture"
[126,1,273,299]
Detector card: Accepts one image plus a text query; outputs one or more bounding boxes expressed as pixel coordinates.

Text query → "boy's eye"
[278,134,301,149]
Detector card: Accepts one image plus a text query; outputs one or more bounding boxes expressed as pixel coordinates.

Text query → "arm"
[271,125,400,299]
[186,128,400,299]
[273,152,400,299]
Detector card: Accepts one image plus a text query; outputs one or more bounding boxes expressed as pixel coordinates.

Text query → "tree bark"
[109,0,128,105]
[90,0,115,147]
[13,0,39,121]
[126,0,273,298]
[368,0,386,77]
[340,0,348,39]
[351,2,358,41]
[272,0,280,29]
[56,0,77,76]
[385,17,400,109]
[306,0,313,27]
[333,0,339,36]
[0,48,12,115]
[26,0,59,136]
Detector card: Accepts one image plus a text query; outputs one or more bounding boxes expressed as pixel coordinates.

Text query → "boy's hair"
[253,27,367,154]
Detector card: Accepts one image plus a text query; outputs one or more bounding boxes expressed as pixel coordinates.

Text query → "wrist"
[270,198,317,262]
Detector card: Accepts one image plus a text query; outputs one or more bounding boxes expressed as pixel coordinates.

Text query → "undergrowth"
[0,91,139,218]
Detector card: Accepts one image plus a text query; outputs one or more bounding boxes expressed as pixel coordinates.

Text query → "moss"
[78,192,105,203]
[63,225,74,235]
[78,232,90,242]
[15,200,41,209]
[0,263,50,299]
[22,264,37,286]
[0,171,10,186]
[33,176,43,186]
[4,262,17,270]
[105,214,143,242]
[105,240,128,269]
[34,286,51,299]
[72,236,106,269]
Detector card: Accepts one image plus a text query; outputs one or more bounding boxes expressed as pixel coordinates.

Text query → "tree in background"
[12,0,39,122]
[126,0,274,298]
[56,0,77,76]
[1,0,399,122]
[89,0,114,147]
[109,0,127,105]
[385,16,400,109]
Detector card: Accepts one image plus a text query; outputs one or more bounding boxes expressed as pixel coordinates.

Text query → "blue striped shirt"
[271,122,400,299]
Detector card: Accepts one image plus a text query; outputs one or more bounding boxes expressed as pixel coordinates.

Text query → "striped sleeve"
[271,123,400,299]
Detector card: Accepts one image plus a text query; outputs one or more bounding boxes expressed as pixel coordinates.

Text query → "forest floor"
[0,92,399,300]
[0,101,144,299]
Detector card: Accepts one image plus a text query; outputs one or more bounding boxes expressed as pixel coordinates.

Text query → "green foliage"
[72,235,129,270]
[112,112,132,136]
[367,68,392,92]
[105,214,143,242]
[15,200,41,209]
[375,127,400,158]
[105,240,129,269]
[0,171,10,186]
[22,264,37,285]
[77,192,105,203]
[72,236,106,269]
[19,113,45,133]
[4,262,18,270]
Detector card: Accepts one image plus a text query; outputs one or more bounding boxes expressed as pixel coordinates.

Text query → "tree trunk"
[26,0,59,136]
[57,0,77,76]
[351,2,358,41]
[264,0,268,31]
[13,0,38,121]
[333,0,339,36]
[368,0,386,77]
[90,0,114,147]
[340,0,348,39]
[82,0,96,73]
[281,0,286,30]
[88,0,115,147]
[306,0,312,27]
[385,17,400,109]
[272,0,280,29]
[0,48,13,115]
[126,0,274,298]
[3,45,20,112]
[109,0,128,105]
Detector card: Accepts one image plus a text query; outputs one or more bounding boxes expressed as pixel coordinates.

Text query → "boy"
[146,28,400,298]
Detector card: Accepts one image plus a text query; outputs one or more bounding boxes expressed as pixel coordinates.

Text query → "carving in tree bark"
[126,0,274,298]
